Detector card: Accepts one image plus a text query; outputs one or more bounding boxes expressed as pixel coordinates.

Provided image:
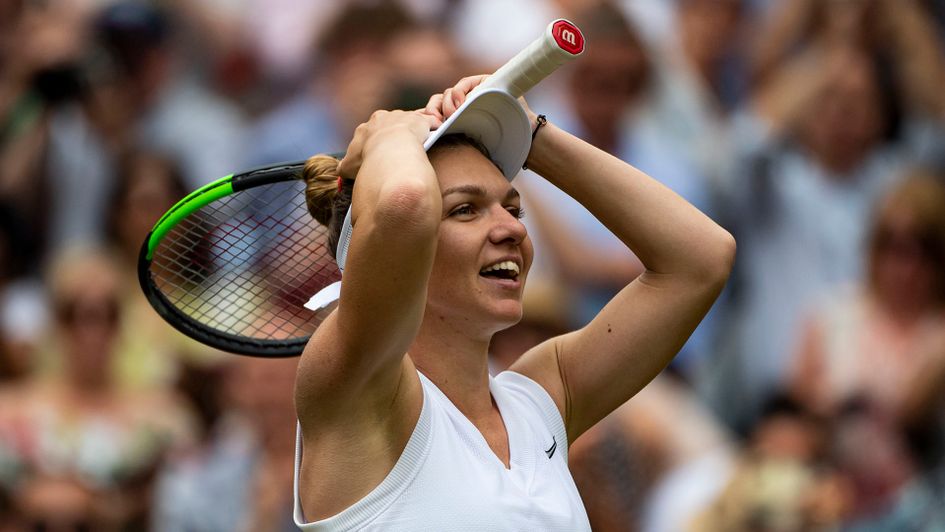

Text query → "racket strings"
[176,203,313,328]
[156,213,326,337]
[149,180,340,342]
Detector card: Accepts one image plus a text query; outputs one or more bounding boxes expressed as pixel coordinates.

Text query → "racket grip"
[479,19,585,98]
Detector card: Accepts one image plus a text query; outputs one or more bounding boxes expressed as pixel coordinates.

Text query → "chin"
[486,302,525,332]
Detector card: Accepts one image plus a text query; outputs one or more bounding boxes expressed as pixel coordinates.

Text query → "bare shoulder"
[506,332,579,428]
[296,311,413,419]
[296,352,424,522]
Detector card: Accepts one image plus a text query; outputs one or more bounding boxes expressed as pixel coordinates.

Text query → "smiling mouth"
[479,260,520,281]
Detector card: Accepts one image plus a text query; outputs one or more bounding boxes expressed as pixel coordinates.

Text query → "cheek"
[429,231,475,291]
[521,236,535,276]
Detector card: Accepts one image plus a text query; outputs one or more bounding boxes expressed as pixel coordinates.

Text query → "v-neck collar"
[417,372,519,471]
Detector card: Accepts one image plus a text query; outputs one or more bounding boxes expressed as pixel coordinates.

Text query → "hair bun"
[301,155,343,226]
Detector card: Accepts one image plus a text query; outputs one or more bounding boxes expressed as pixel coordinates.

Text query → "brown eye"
[449,204,475,217]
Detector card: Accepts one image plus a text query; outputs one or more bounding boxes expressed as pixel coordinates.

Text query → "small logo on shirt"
[544,436,557,459]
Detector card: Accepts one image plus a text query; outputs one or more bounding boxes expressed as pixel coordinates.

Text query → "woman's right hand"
[337,110,441,181]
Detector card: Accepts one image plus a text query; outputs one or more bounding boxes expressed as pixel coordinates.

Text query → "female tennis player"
[293,75,735,530]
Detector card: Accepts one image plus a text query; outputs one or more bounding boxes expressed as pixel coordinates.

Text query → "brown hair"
[300,134,494,258]
[866,170,945,304]
[300,154,351,259]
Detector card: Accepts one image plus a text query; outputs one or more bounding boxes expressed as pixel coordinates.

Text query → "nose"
[487,207,527,246]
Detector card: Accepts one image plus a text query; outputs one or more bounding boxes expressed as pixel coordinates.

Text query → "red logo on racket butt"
[552,20,584,55]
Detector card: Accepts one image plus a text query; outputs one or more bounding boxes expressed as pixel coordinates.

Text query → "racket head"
[138,160,341,357]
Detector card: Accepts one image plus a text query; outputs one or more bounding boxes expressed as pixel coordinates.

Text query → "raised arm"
[875,0,945,120]
[296,110,440,425]
[511,117,736,442]
[748,0,818,86]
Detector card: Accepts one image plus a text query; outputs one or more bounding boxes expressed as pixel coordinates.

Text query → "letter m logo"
[552,20,584,55]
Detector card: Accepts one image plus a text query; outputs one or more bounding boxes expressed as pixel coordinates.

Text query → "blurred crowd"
[1,0,945,530]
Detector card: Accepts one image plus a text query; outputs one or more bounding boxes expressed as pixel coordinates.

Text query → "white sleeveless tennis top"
[293,370,591,531]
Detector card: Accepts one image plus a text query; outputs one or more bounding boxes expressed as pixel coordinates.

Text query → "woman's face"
[57,279,120,389]
[425,146,534,337]
[871,211,937,312]
[802,48,884,174]
[568,37,649,127]
[117,157,180,255]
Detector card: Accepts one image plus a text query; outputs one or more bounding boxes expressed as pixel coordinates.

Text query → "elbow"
[703,228,737,287]
[374,178,441,235]
[680,227,735,288]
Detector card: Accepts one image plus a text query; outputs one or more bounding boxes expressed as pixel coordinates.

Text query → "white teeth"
[480,261,520,275]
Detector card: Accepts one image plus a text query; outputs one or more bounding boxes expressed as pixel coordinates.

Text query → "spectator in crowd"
[833,399,945,530]
[789,171,945,511]
[2,1,247,267]
[0,246,194,529]
[104,148,221,391]
[183,0,346,92]
[152,356,300,531]
[105,150,188,287]
[628,375,738,532]
[244,0,446,168]
[90,2,247,189]
[448,0,566,71]
[382,25,468,111]
[0,0,89,265]
[634,0,749,191]
[709,38,945,429]
[568,420,656,532]
[750,0,945,124]
[691,395,848,531]
[790,172,945,419]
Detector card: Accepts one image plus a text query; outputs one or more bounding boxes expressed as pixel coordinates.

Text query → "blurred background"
[2,0,945,530]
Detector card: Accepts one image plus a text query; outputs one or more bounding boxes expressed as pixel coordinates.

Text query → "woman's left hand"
[422,75,538,126]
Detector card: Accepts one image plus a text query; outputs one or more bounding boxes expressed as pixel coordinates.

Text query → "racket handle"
[478,19,585,98]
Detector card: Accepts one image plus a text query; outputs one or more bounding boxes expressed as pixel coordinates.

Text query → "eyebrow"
[442,185,520,202]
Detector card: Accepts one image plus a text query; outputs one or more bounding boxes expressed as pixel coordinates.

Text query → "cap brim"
[423,88,531,181]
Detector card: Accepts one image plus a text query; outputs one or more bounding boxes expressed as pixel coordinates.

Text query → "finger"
[453,75,489,96]
[444,74,488,115]
[442,87,457,118]
[337,152,358,180]
[424,93,445,120]
[450,87,465,111]
[419,110,442,131]
[414,110,442,130]
[337,158,351,180]
[337,124,367,179]
[408,109,441,136]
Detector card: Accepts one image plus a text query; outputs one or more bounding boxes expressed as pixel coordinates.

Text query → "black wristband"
[523,115,547,170]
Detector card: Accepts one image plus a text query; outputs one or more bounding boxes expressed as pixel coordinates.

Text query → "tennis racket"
[138,19,585,357]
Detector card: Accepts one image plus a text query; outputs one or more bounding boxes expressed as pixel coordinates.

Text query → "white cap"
[422,88,532,181]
